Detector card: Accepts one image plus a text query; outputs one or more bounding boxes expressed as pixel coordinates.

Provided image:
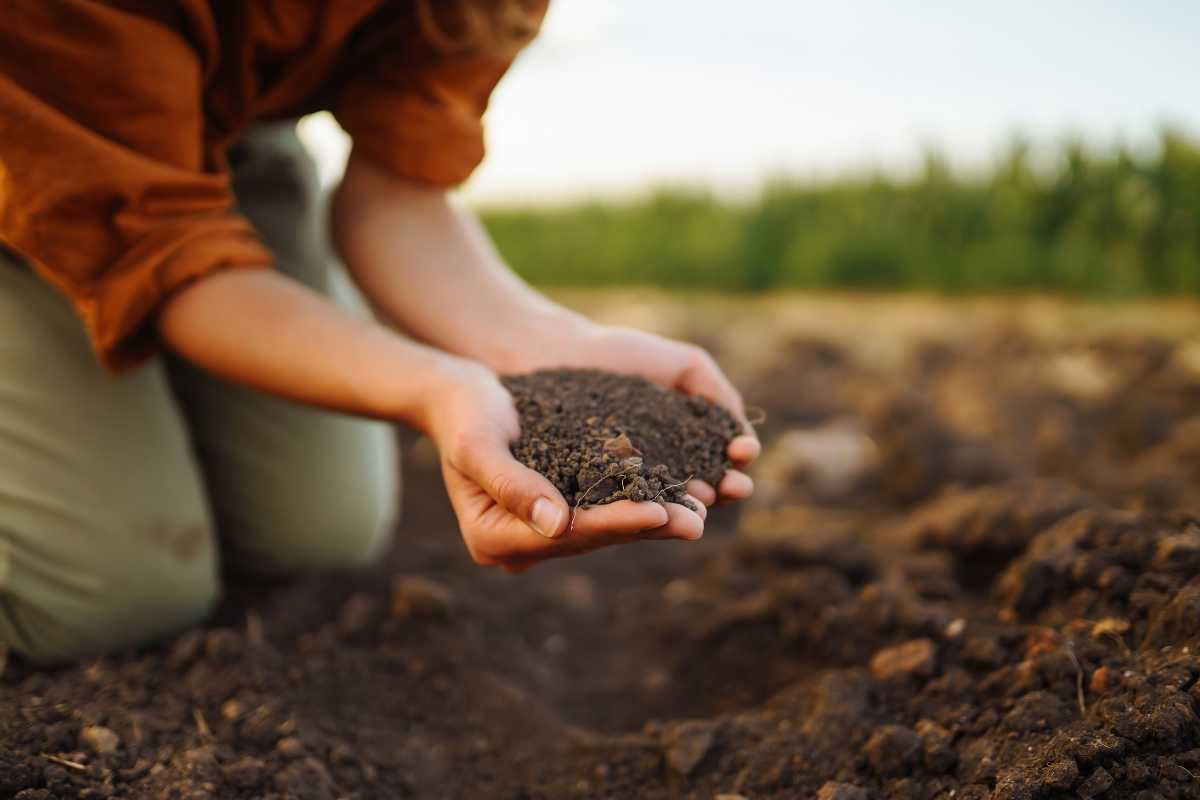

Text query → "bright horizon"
[299,0,1200,205]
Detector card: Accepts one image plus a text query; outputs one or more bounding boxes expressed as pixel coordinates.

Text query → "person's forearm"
[157,269,468,432]
[332,154,594,372]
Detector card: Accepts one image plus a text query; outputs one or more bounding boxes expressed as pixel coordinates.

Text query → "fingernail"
[531,497,564,538]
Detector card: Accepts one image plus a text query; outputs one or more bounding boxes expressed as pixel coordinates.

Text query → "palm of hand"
[430,362,705,572]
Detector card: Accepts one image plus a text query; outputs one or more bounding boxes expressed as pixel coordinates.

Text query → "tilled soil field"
[3,296,1200,800]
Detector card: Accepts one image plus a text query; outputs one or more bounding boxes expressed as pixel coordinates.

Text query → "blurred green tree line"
[480,130,1200,294]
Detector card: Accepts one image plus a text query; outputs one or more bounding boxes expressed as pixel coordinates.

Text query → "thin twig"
[1065,644,1087,715]
[193,708,211,738]
[42,754,87,771]
[745,406,768,426]
[570,466,621,532]
[570,460,644,532]
[652,474,695,504]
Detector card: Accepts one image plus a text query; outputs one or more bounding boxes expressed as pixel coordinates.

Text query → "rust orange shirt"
[0,0,542,370]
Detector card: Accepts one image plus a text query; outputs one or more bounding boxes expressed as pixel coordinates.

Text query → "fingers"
[692,466,759,507]
[688,470,754,507]
[453,432,570,538]
[496,498,706,572]
[668,500,705,536]
[728,434,761,467]
[571,500,670,536]
[687,479,717,507]
[566,499,703,544]
[717,469,754,502]
[674,347,761,473]
[675,347,746,420]
[470,500,672,564]
[643,500,705,540]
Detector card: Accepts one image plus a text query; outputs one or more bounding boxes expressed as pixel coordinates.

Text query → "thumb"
[459,440,570,538]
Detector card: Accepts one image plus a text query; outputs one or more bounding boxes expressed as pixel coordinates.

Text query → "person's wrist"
[412,354,495,439]
[487,307,601,374]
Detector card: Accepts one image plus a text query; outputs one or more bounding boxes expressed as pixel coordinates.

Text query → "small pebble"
[221,756,266,789]
[661,720,718,776]
[337,594,379,633]
[870,638,936,681]
[862,725,921,777]
[1089,665,1117,695]
[391,576,454,619]
[220,699,244,721]
[817,782,871,800]
[80,725,120,755]
[276,736,306,758]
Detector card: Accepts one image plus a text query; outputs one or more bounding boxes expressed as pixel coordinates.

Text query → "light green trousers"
[0,125,398,664]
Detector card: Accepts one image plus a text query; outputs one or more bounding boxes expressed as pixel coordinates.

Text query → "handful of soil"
[502,368,742,511]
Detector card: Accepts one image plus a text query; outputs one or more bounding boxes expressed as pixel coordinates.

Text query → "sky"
[298,0,1200,205]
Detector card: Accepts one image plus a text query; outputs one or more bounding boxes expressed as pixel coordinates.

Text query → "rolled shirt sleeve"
[0,1,272,371]
[333,1,548,187]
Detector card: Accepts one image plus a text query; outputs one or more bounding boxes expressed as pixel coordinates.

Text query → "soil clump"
[502,368,741,509]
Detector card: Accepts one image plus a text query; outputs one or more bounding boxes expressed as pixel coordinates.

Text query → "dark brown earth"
[3,301,1200,799]
[503,368,741,509]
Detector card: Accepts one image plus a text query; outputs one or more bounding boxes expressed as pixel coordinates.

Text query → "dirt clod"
[273,757,338,800]
[817,782,872,800]
[336,593,380,633]
[868,638,936,682]
[390,575,453,620]
[1090,617,1130,640]
[1077,766,1115,798]
[862,724,922,777]
[80,724,119,754]
[276,736,306,758]
[661,719,719,776]
[1040,757,1080,790]
[221,756,266,789]
[1089,665,1117,695]
[503,369,741,509]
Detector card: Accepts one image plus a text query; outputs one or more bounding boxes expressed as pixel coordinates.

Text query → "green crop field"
[481,130,1200,296]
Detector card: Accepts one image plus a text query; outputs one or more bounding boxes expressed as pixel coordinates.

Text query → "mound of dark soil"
[4,318,1200,800]
[502,369,741,508]
[618,500,1200,800]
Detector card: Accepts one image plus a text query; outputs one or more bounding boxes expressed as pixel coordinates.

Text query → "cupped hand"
[524,323,759,506]
[426,361,707,572]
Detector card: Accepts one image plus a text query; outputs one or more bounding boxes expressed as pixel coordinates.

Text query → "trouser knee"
[0,546,221,666]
